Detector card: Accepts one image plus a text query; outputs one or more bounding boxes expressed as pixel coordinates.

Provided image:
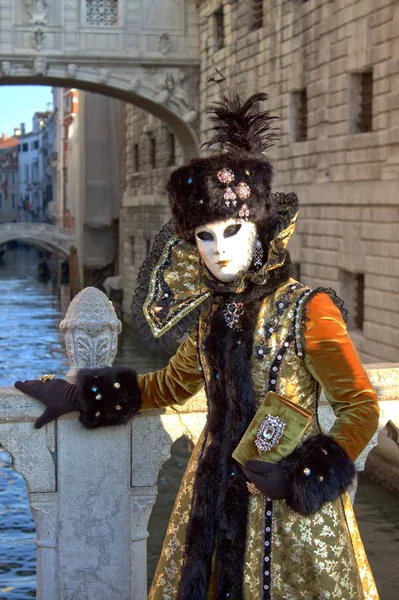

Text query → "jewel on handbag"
[253,239,263,267]
[223,301,244,330]
[255,414,286,454]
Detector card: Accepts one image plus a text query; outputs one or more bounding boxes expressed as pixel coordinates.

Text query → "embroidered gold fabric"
[141,198,299,343]
[144,283,379,599]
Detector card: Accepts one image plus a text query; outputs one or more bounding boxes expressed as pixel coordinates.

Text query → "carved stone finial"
[67,63,78,79]
[59,286,122,376]
[0,61,11,77]
[158,33,171,55]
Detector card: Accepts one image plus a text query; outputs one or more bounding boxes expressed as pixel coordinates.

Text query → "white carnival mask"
[194,218,257,282]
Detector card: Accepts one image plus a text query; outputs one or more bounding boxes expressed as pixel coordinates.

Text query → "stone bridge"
[0,286,398,600]
[0,0,200,159]
[0,222,76,255]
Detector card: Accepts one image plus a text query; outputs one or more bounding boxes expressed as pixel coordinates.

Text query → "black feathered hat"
[167,88,279,238]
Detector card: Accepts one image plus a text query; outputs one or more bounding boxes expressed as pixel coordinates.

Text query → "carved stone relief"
[27,0,49,25]
[157,33,171,55]
[156,72,197,123]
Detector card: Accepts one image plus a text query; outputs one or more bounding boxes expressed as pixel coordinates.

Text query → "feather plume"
[202,80,279,157]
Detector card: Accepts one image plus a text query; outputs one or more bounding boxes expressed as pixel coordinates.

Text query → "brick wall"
[121,0,399,362]
[120,105,183,315]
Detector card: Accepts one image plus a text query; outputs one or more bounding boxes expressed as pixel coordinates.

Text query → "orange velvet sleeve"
[137,330,204,411]
[304,293,379,461]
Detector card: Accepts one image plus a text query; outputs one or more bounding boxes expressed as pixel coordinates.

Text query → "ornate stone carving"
[158,33,171,55]
[128,76,140,92]
[59,286,122,376]
[156,73,197,123]
[32,27,46,50]
[0,61,11,77]
[33,56,47,75]
[67,63,78,79]
[27,0,48,25]
[97,67,110,84]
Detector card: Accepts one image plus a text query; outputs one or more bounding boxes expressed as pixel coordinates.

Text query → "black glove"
[242,460,291,499]
[242,434,356,515]
[14,378,79,429]
[14,366,142,430]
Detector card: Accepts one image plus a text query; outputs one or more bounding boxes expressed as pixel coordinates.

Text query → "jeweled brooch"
[217,168,235,184]
[223,301,244,330]
[255,414,286,454]
[236,182,251,200]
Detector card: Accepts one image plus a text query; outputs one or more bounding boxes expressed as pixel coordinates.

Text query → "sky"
[0,85,53,137]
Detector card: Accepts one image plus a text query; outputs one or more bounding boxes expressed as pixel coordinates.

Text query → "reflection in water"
[0,246,399,598]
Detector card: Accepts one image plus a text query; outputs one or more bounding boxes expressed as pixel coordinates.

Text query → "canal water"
[0,246,398,599]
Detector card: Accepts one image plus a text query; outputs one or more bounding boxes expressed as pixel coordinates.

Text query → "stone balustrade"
[0,287,398,600]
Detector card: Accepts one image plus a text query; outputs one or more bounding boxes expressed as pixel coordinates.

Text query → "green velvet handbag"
[232,391,312,466]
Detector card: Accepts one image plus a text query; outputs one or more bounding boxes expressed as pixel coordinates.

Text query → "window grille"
[145,238,151,257]
[349,70,373,133]
[133,144,139,172]
[213,7,225,51]
[291,88,307,142]
[150,138,156,169]
[167,132,176,167]
[354,273,365,331]
[250,0,263,31]
[339,270,365,331]
[86,0,118,26]
[130,236,135,266]
[358,71,373,132]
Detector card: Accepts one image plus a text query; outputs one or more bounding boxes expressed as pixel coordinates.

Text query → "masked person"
[15,88,380,600]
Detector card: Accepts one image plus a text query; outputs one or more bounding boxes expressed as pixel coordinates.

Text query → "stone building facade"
[120,0,399,363]
[0,134,19,223]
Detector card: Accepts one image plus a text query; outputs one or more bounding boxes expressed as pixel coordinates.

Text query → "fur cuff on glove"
[281,433,356,515]
[76,366,142,429]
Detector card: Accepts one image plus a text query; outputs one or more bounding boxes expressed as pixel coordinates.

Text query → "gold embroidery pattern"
[148,430,204,600]
[149,281,378,599]
[342,494,379,599]
[272,498,366,599]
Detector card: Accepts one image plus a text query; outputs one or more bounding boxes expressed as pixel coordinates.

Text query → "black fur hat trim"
[281,433,356,515]
[76,366,141,429]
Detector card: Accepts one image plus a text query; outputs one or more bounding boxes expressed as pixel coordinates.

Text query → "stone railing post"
[0,286,398,599]
[0,287,207,600]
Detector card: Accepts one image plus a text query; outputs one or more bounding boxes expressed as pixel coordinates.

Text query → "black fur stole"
[176,296,262,600]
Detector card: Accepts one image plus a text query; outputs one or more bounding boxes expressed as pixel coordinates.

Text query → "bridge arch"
[0,0,200,160]
[0,224,75,256]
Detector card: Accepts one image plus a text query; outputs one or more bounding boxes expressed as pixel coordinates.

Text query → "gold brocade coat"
[138,280,380,600]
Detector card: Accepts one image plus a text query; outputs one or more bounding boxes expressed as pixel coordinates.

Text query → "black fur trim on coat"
[177,297,261,600]
[76,366,141,429]
[281,433,356,516]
